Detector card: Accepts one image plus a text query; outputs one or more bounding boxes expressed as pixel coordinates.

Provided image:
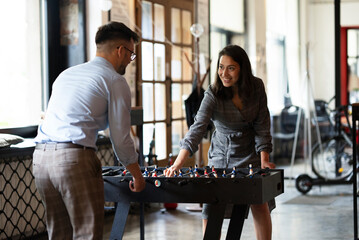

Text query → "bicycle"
[296,97,356,194]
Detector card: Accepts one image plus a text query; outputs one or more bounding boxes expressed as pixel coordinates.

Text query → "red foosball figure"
[211,165,218,178]
[204,169,209,178]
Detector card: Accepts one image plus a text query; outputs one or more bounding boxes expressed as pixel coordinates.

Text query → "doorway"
[136,0,194,164]
[341,26,359,105]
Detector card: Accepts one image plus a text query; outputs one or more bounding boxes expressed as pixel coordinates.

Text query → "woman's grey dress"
[180,77,272,169]
[180,77,274,219]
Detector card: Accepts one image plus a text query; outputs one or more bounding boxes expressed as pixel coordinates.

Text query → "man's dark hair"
[95,21,139,44]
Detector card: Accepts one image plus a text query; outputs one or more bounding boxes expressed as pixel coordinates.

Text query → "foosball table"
[103,166,284,240]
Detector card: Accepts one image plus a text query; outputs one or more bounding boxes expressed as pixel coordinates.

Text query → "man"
[33,21,145,239]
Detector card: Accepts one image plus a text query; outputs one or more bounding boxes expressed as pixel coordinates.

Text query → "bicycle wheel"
[311,137,353,180]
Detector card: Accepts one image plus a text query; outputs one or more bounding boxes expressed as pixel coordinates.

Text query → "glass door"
[137,0,194,164]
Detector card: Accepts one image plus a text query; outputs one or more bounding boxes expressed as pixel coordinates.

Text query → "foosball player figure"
[211,165,218,178]
[249,164,253,178]
[143,167,149,177]
[178,169,183,177]
[122,168,127,176]
[204,168,209,178]
[231,167,236,178]
[222,170,226,178]
[194,164,199,173]
[195,171,200,178]
[168,153,174,166]
[189,166,194,178]
[174,170,178,177]
[152,169,158,177]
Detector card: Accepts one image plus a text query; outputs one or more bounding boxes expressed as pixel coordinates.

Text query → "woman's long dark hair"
[212,45,255,106]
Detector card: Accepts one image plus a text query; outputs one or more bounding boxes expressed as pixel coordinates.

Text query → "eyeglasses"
[117,45,136,61]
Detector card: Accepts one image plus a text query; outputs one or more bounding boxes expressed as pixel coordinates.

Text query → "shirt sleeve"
[253,79,273,154]
[108,76,138,166]
[180,88,216,155]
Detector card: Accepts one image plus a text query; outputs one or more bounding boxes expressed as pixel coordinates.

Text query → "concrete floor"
[103,160,357,240]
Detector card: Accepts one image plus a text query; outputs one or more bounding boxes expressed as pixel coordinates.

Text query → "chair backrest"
[314,100,330,122]
[280,105,300,133]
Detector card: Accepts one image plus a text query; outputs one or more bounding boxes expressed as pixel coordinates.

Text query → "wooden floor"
[103,203,205,240]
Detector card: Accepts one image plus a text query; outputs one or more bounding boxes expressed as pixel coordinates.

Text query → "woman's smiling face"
[218,55,240,88]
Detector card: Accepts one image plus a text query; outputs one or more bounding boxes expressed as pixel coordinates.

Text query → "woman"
[164,45,275,240]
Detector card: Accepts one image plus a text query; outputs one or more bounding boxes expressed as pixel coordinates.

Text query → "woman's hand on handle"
[260,151,276,169]
[262,161,276,169]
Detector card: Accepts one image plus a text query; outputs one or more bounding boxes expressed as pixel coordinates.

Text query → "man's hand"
[126,163,146,192]
[129,175,145,192]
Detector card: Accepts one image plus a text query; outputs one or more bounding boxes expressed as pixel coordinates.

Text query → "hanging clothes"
[184,75,212,134]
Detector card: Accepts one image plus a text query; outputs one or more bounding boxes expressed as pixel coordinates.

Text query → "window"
[266,35,289,112]
[170,7,193,157]
[138,0,193,162]
[209,0,245,84]
[266,0,300,114]
[0,0,44,128]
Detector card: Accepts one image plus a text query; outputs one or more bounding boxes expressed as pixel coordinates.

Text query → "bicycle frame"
[312,98,353,180]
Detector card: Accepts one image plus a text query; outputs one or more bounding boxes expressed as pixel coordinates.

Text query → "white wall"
[247,0,267,85]
[306,2,336,103]
[305,0,359,103]
[265,0,300,113]
[341,2,359,26]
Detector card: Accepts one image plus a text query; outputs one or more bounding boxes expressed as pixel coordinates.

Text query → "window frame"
[136,0,194,163]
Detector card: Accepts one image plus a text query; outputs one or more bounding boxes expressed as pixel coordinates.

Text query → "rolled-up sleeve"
[253,80,272,154]
[180,89,216,155]
[108,77,138,166]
